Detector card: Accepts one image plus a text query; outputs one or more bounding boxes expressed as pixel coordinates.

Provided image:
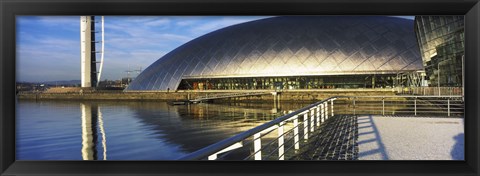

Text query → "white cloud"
[190,17,268,35]
[38,38,78,48]
[176,20,197,26]
[145,18,171,27]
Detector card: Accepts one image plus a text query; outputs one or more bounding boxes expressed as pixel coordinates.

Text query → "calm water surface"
[16,100,312,160]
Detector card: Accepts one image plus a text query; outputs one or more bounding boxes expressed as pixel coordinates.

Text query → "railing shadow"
[288,114,358,160]
[357,115,389,160]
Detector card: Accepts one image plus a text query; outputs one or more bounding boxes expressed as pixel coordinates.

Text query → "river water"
[16,100,312,160]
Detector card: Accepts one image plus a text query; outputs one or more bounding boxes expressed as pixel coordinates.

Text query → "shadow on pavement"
[450,133,464,160]
[292,115,358,160]
[357,115,389,160]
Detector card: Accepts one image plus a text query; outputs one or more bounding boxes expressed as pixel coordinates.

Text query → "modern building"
[126,16,423,91]
[414,16,464,87]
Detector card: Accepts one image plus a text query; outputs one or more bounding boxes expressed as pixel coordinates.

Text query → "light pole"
[437,62,440,96]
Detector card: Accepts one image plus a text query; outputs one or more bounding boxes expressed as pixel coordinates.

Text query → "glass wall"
[414,16,464,87]
[177,74,397,90]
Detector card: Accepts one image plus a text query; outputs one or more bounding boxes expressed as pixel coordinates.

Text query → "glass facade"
[414,16,464,87]
[178,75,397,90]
[126,16,423,91]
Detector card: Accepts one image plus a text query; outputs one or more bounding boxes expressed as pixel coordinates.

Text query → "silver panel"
[126,16,423,91]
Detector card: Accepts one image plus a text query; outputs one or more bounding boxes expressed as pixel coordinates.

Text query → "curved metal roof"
[126,16,423,90]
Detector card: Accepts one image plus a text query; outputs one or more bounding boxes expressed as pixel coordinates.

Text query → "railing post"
[353,98,356,115]
[310,109,315,132]
[414,97,417,116]
[254,133,262,160]
[382,97,385,116]
[324,102,328,120]
[321,104,325,123]
[208,154,217,160]
[448,98,450,116]
[330,99,334,117]
[293,115,299,150]
[278,122,285,160]
[316,106,320,127]
[303,113,308,140]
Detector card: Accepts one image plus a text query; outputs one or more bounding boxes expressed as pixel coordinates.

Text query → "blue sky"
[16,16,414,83]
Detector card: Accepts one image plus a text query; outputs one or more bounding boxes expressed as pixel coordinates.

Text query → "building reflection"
[80,103,107,160]
[127,101,311,153]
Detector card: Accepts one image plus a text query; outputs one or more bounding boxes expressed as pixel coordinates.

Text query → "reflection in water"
[128,101,311,153]
[81,103,107,160]
[98,106,107,160]
[17,100,311,160]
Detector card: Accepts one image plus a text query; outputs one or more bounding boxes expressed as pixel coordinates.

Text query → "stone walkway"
[357,115,464,160]
[292,115,358,160]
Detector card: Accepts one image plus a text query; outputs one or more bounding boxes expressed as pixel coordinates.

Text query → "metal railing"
[396,87,463,96]
[334,95,463,117]
[179,97,337,160]
[178,95,464,160]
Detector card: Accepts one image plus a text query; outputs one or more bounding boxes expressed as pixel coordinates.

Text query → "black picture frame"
[1,0,479,175]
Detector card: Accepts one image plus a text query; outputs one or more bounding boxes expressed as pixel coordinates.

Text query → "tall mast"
[81,16,104,87]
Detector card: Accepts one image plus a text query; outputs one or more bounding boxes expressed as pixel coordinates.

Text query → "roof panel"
[126,16,423,90]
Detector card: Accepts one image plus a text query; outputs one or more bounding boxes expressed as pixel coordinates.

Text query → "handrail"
[336,95,463,117]
[178,96,338,160]
[178,95,464,160]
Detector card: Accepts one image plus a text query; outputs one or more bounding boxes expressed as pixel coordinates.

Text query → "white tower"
[81,16,104,87]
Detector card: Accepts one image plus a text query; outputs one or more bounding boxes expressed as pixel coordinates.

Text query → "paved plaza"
[293,115,464,160]
[357,115,464,160]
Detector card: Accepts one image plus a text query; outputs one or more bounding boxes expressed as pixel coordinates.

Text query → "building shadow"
[450,133,464,160]
[357,115,389,160]
[451,118,464,160]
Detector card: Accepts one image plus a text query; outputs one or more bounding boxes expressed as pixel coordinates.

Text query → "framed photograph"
[1,0,479,176]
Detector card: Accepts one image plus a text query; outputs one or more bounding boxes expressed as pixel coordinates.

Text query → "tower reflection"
[81,103,107,160]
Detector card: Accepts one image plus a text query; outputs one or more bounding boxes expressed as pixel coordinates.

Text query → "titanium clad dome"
[126,16,423,91]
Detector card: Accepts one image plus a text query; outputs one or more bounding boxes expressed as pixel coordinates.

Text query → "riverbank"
[17,89,400,102]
